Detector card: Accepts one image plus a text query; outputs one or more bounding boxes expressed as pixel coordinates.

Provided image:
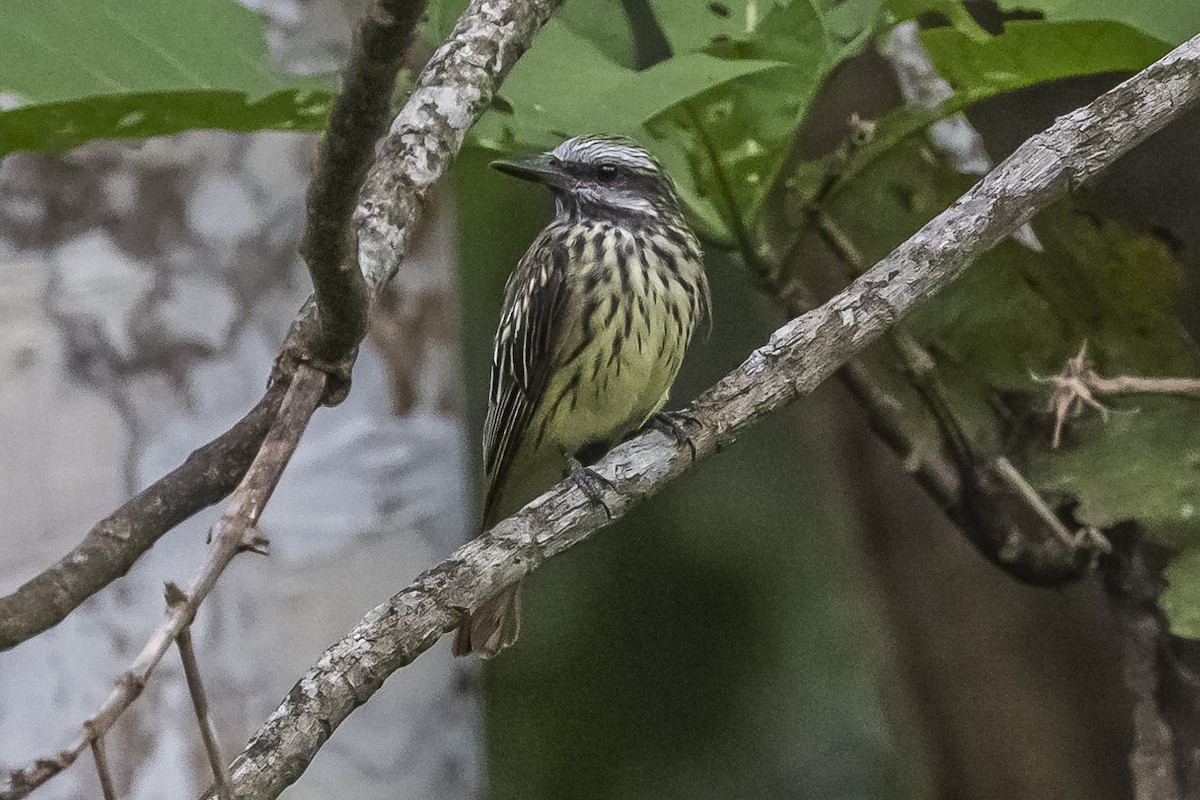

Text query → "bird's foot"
[648,410,700,462]
[568,457,614,520]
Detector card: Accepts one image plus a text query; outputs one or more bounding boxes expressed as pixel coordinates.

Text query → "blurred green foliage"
[802,123,1200,615]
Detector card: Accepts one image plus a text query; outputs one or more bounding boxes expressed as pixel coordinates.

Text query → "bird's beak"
[490,154,564,187]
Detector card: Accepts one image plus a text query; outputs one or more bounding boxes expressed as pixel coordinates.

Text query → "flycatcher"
[454,135,711,658]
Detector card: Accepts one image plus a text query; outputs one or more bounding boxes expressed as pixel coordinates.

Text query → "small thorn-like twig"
[89,734,117,800]
[177,627,232,800]
[991,457,1110,558]
[1040,342,1200,447]
[239,526,271,556]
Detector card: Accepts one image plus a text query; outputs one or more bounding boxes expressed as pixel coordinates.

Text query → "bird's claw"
[649,411,700,461]
[568,457,614,520]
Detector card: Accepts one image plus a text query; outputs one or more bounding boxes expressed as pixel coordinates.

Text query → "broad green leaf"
[0,0,335,155]
[996,0,1200,47]
[1026,402,1200,554]
[473,21,792,149]
[474,0,884,242]
[556,1,640,67]
[921,20,1169,100]
[1165,549,1200,639]
[651,0,885,237]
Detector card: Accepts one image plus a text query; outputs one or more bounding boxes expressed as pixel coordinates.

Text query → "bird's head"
[491,135,683,224]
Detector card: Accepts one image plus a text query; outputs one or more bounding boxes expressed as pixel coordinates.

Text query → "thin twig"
[1090,375,1200,394]
[210,33,1200,799]
[177,626,232,800]
[1,370,325,800]
[89,735,117,800]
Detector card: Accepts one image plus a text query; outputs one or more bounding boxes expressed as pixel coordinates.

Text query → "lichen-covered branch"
[212,33,1200,800]
[351,0,562,290]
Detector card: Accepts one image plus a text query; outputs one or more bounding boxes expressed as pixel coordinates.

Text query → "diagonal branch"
[0,379,287,652]
[209,32,1200,799]
[177,626,233,800]
[89,736,117,800]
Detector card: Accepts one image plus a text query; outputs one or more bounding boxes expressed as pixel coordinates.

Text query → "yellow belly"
[533,254,695,456]
[486,222,706,523]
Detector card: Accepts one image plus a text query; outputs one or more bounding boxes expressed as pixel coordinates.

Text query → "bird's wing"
[482,233,570,527]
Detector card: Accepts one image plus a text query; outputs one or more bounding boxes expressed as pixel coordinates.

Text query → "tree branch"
[210,33,1200,799]
[1103,528,1184,800]
[2,371,325,800]
[177,626,233,800]
[88,735,117,800]
[5,0,562,793]
[299,0,426,384]
[0,0,427,654]
[0,378,287,652]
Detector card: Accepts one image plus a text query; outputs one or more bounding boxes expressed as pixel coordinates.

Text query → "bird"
[452,135,711,658]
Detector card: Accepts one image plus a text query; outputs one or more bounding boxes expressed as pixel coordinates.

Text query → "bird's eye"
[595,164,619,183]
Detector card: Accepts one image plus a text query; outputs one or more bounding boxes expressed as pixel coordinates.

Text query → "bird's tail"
[452,583,522,658]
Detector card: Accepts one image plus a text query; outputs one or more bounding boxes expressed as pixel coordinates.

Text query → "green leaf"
[1165,549,1200,639]
[0,0,335,155]
[474,0,884,242]
[1026,402,1200,552]
[650,0,884,237]
[996,0,1200,47]
[886,0,991,40]
[422,0,471,45]
[479,23,791,147]
[921,20,1170,100]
